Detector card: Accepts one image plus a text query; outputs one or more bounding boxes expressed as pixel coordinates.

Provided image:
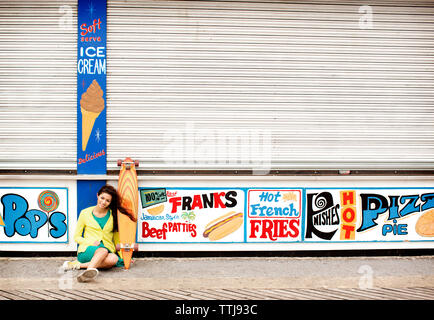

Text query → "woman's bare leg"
[80,251,118,269]
[87,247,109,269]
[98,253,118,269]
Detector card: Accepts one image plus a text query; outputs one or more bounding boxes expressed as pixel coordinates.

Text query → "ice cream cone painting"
[80,79,105,151]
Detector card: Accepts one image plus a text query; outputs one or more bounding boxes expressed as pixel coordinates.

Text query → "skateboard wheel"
[134,160,139,167]
[117,159,122,167]
[116,244,120,251]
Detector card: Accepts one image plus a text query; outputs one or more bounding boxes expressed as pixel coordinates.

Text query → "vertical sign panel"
[77,0,107,174]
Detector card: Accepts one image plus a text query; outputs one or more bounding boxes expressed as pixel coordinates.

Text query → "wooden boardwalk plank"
[235,289,275,300]
[119,289,157,300]
[214,289,257,300]
[0,290,26,300]
[379,287,432,300]
[56,290,89,300]
[21,290,54,300]
[176,289,233,300]
[188,289,238,300]
[136,290,170,300]
[34,289,74,300]
[0,287,431,300]
[155,289,198,300]
[92,289,132,300]
[274,288,327,300]
[72,289,106,300]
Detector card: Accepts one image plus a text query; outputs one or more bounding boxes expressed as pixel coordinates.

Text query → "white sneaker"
[61,260,81,271]
[77,268,98,282]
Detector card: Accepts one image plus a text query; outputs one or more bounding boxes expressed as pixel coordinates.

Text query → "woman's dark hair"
[97,184,137,231]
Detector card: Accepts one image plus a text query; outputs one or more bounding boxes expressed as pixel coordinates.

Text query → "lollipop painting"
[38,190,60,213]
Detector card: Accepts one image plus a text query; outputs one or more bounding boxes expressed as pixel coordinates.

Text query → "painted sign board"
[247,189,301,242]
[138,188,303,243]
[139,188,246,243]
[0,188,68,243]
[1,184,432,250]
[305,188,434,243]
[77,0,107,174]
[137,187,434,245]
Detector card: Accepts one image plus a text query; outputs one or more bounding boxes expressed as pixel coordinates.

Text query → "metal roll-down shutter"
[106,0,434,171]
[0,0,77,170]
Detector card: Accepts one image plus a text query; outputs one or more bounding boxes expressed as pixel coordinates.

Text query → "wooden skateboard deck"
[116,157,139,269]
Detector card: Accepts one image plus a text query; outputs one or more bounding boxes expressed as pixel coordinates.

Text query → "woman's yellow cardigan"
[74,206,120,254]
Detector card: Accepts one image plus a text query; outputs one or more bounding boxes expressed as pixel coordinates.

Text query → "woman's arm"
[74,211,95,246]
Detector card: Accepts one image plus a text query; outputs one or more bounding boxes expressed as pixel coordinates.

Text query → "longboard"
[116,157,139,269]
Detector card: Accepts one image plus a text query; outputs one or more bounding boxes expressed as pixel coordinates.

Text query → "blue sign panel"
[77,0,107,174]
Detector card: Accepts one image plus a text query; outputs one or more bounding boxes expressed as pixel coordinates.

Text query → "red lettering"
[272,220,282,240]
[80,18,102,37]
[190,224,197,237]
[166,191,177,197]
[141,222,167,240]
[249,219,300,241]
[272,220,300,240]
[249,220,262,238]
[170,222,179,232]
[340,190,357,240]
[213,192,226,209]
[95,18,102,31]
[279,220,290,238]
[342,207,356,223]
[142,222,197,239]
[81,36,102,42]
[341,191,355,206]
[261,219,275,240]
[289,219,300,238]
[77,149,105,166]
[341,224,355,239]
[169,197,182,213]
[80,23,88,36]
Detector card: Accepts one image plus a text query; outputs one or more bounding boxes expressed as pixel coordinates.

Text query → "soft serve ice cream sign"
[77,19,106,75]
[77,0,107,174]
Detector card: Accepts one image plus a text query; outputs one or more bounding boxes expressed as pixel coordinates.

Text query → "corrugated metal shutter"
[113,1,432,171]
[0,1,77,170]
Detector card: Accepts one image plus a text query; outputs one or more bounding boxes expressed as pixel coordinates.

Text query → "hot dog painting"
[203,211,244,241]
